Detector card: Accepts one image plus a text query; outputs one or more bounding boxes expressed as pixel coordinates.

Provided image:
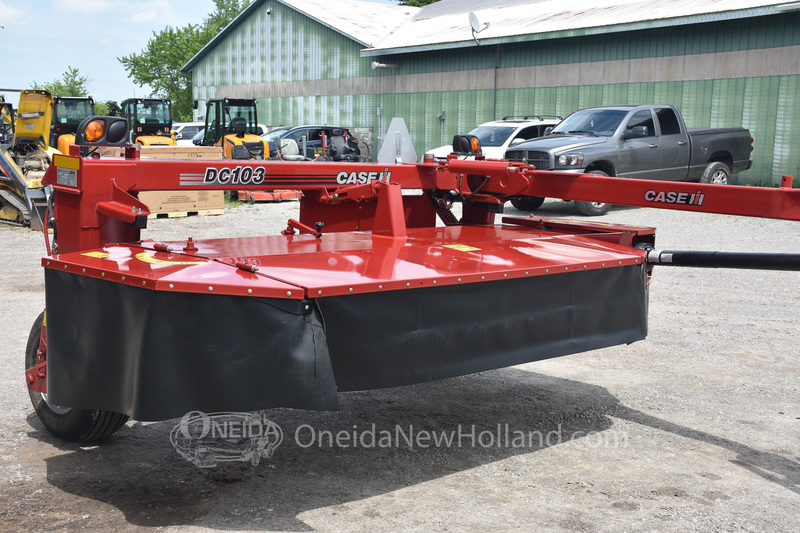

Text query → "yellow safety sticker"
[135,252,206,266]
[443,244,481,252]
[82,252,111,258]
[53,154,80,170]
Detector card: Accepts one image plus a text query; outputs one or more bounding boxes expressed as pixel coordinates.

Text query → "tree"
[119,0,250,122]
[118,25,209,121]
[105,101,122,117]
[31,66,90,97]
[398,0,440,6]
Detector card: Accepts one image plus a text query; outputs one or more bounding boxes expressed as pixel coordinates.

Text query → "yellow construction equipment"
[196,98,268,159]
[51,95,95,153]
[122,98,176,146]
[0,90,56,229]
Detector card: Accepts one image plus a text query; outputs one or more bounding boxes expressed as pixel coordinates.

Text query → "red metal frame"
[36,150,800,303]
[25,313,47,393]
[31,146,800,421]
[43,150,800,256]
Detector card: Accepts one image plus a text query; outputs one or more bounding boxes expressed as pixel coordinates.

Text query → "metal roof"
[364,0,795,56]
[183,0,795,69]
[181,0,418,72]
[282,0,418,47]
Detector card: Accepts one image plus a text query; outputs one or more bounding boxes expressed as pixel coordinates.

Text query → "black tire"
[575,170,611,216]
[510,196,545,211]
[26,312,129,442]
[700,162,730,185]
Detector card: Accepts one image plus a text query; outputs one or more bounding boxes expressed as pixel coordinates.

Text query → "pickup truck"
[504,105,753,215]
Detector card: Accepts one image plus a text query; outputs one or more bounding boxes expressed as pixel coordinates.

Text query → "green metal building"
[182,0,800,184]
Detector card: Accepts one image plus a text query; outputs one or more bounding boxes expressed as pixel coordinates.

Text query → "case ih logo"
[645,189,705,206]
[336,169,391,185]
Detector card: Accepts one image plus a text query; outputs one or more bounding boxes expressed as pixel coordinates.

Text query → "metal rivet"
[378,285,383,290]
[208,286,213,292]
[601,263,605,268]
[46,261,50,266]
[82,268,86,273]
[121,276,125,281]
[525,271,528,276]
[349,287,354,293]
[101,272,105,277]
[546,269,549,273]
[457,278,462,283]
[407,282,411,288]
[565,267,569,271]
[481,275,485,280]
[318,290,322,296]
[286,291,292,297]
[305,305,310,310]
[619,261,622,265]
[247,289,252,294]
[584,265,587,269]
[504,273,507,278]
[169,284,174,289]
[433,280,437,285]
[142,281,146,286]
[64,265,67,270]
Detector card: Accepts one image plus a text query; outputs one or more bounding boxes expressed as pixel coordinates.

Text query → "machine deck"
[44,217,652,299]
[42,218,653,420]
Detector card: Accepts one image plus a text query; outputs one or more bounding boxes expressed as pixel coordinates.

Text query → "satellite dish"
[468,11,489,45]
[469,12,481,33]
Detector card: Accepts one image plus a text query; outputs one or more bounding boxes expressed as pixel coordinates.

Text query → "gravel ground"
[1,198,799,532]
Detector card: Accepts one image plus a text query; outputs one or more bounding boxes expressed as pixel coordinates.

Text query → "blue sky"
[1,0,396,108]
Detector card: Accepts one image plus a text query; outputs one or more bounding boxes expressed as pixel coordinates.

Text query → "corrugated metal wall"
[193,2,374,126]
[192,6,799,184]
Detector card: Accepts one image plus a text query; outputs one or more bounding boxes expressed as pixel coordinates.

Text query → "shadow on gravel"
[30,369,617,531]
[505,200,640,218]
[614,406,800,496]
[28,367,800,531]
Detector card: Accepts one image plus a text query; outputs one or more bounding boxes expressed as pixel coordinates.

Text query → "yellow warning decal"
[443,244,481,252]
[53,154,79,170]
[135,252,205,266]
[82,252,111,258]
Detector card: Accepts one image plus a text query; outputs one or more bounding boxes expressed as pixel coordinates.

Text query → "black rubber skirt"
[44,264,647,421]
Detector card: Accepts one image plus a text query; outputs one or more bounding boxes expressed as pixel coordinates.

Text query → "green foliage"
[105,101,122,117]
[204,0,251,32]
[398,0,440,6]
[31,66,90,97]
[94,101,109,115]
[118,0,250,122]
[119,24,209,121]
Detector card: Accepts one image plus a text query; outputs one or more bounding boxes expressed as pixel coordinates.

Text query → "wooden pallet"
[148,208,225,220]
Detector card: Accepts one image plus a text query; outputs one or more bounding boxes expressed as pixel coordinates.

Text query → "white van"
[172,122,204,146]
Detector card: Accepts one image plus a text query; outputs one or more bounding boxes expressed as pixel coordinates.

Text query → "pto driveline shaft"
[645,250,800,271]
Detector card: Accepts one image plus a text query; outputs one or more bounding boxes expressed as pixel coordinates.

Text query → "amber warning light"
[451,135,482,156]
[75,116,131,146]
[84,119,105,142]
